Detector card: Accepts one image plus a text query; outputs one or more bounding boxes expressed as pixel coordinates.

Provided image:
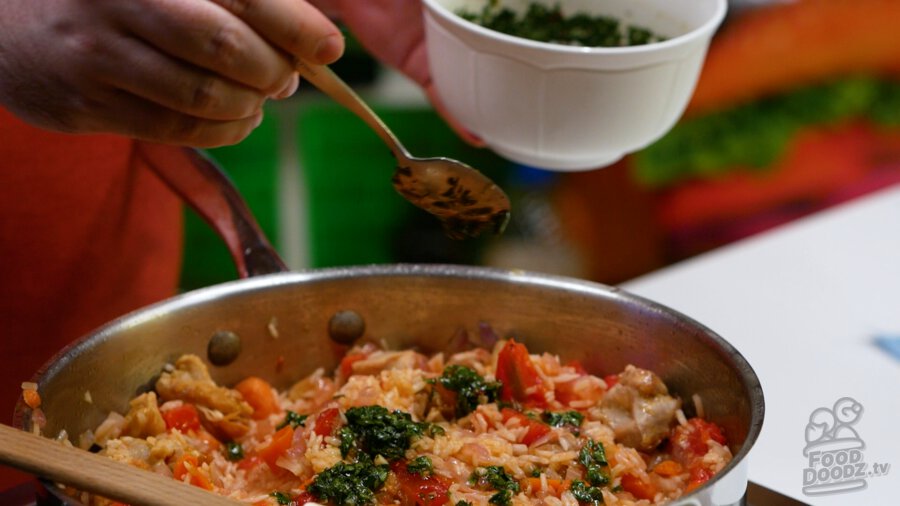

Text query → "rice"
[82,339,732,506]
[692,394,705,420]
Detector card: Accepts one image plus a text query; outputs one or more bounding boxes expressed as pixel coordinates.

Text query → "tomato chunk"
[687,466,713,492]
[495,340,548,408]
[293,491,317,505]
[620,473,657,500]
[669,418,728,491]
[162,403,201,432]
[194,428,221,451]
[669,418,727,466]
[313,407,342,438]
[500,408,551,446]
[237,454,264,472]
[172,454,214,490]
[554,372,603,407]
[603,374,619,389]
[339,352,368,378]
[392,460,450,506]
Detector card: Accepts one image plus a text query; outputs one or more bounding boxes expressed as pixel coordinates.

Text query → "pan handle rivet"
[208,330,241,365]
[328,310,365,344]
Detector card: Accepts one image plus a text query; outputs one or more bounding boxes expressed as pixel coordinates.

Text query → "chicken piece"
[88,437,155,506]
[100,437,154,470]
[148,433,190,464]
[155,354,252,438]
[595,365,680,451]
[120,392,166,438]
[349,350,429,376]
[88,433,191,506]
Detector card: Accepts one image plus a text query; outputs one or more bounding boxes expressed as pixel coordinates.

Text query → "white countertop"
[622,184,900,504]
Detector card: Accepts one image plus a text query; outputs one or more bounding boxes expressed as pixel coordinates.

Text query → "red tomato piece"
[391,460,450,506]
[162,403,201,432]
[313,407,342,438]
[500,408,551,446]
[603,374,619,389]
[687,466,713,492]
[172,454,214,490]
[194,429,221,451]
[339,353,368,378]
[554,373,604,407]
[669,418,727,492]
[619,473,657,501]
[669,418,727,466]
[495,340,548,408]
[554,382,577,406]
[237,454,264,472]
[293,490,317,505]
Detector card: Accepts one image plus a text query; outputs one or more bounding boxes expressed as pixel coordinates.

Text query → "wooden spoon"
[0,424,245,506]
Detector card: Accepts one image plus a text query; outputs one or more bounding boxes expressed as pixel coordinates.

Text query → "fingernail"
[252,112,264,128]
[275,73,299,99]
[314,33,344,64]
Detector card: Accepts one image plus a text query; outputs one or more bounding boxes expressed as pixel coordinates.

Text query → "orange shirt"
[0,107,183,488]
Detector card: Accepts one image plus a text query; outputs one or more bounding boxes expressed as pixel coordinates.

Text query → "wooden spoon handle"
[294,59,410,160]
[0,424,244,506]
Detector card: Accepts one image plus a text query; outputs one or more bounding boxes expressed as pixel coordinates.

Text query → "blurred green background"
[181,98,509,292]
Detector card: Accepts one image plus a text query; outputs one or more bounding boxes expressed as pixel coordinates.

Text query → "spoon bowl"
[295,61,510,238]
[391,156,510,239]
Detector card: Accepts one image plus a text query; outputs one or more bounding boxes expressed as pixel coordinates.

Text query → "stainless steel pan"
[13,146,763,506]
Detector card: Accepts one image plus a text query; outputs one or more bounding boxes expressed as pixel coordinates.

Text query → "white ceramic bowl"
[422,0,727,170]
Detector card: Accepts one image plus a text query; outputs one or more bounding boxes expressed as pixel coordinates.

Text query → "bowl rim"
[422,0,728,56]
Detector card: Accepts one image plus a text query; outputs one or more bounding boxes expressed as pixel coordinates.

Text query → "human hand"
[0,0,343,147]
[327,0,485,146]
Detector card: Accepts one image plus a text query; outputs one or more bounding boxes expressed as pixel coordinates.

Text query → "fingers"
[75,88,264,147]
[209,0,345,64]
[96,34,267,122]
[118,0,295,95]
[3,0,343,145]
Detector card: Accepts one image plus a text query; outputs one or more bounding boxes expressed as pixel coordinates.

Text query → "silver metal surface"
[14,264,764,505]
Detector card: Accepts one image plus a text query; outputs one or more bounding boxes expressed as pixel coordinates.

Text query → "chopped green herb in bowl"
[457,1,666,47]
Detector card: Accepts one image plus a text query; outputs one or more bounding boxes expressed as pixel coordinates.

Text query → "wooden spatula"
[0,424,245,506]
